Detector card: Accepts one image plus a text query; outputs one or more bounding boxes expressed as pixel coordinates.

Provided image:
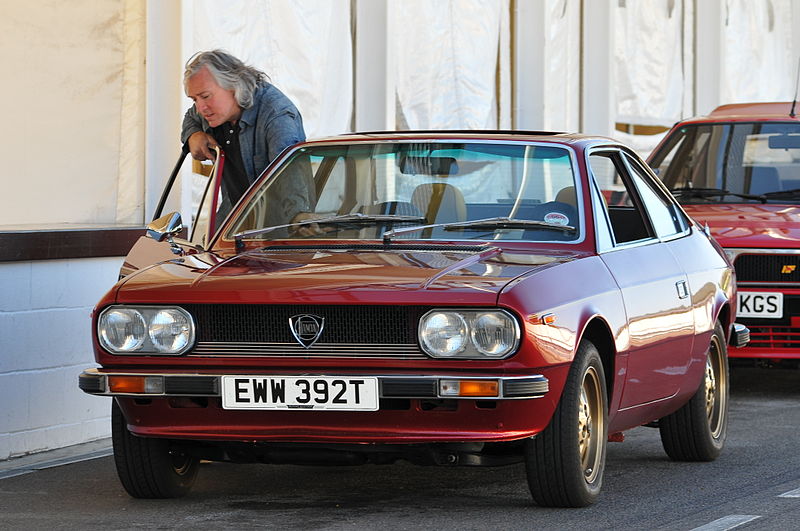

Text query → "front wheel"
[525,340,608,507]
[658,321,729,461]
[111,400,199,498]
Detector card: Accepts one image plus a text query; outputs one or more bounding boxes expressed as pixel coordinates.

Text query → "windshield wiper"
[234,213,427,244]
[382,217,576,243]
[670,186,766,203]
[761,188,800,200]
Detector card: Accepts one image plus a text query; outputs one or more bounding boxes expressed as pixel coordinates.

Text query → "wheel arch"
[579,317,616,403]
[715,298,733,343]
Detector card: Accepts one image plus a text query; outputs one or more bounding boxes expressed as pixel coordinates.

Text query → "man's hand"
[290,212,327,237]
[188,131,218,161]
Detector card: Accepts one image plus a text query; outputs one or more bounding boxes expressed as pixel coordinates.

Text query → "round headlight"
[99,309,146,352]
[148,309,192,353]
[420,312,468,357]
[471,312,517,356]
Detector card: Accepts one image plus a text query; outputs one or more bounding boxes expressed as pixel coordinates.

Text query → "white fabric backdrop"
[1,0,145,226]
[722,0,795,103]
[544,0,581,132]
[187,0,353,138]
[615,0,686,127]
[390,0,511,130]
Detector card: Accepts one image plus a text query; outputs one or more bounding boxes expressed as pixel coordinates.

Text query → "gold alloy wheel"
[705,333,726,439]
[578,366,604,483]
[170,451,194,475]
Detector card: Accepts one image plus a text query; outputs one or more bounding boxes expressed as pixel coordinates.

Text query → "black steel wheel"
[658,321,729,461]
[525,339,608,507]
[111,399,199,498]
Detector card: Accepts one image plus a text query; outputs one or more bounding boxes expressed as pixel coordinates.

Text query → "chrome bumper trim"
[731,323,751,348]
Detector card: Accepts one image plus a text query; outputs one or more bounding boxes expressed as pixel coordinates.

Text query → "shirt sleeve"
[265,109,306,162]
[181,105,204,144]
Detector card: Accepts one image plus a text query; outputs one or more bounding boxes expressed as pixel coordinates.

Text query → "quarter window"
[588,152,652,245]
[623,153,686,238]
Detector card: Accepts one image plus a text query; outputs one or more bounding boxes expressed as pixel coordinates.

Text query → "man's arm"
[182,106,217,161]
[266,110,306,162]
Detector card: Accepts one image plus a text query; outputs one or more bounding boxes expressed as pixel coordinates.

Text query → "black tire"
[111,399,199,498]
[525,340,608,507]
[658,321,729,461]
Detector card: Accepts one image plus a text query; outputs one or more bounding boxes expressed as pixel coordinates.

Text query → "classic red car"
[649,103,800,362]
[80,132,748,507]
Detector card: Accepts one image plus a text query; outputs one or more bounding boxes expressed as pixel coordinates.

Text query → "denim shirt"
[181,83,306,184]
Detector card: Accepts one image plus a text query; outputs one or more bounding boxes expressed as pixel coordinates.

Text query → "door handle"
[675,280,689,299]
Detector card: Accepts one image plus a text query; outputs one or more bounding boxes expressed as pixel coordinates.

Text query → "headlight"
[98,306,195,355]
[419,309,520,359]
[419,312,468,357]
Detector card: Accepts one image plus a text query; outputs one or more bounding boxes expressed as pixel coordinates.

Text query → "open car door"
[119,145,226,278]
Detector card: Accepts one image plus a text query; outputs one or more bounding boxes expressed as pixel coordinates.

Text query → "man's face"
[186,66,241,127]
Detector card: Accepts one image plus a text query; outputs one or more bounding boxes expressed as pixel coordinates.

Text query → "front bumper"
[730,322,751,348]
[79,368,549,400]
[79,367,563,443]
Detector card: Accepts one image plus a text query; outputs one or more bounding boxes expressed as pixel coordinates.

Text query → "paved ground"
[0,364,798,530]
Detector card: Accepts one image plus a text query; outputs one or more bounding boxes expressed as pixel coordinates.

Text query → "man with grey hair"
[182,49,310,220]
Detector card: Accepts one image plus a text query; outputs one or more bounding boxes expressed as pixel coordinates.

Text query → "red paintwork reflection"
[684,204,800,249]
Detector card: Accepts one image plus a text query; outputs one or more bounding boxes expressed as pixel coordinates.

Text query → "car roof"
[302,130,623,150]
[678,101,800,124]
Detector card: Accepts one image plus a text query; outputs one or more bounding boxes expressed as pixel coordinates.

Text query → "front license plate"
[221,376,379,411]
[737,291,783,319]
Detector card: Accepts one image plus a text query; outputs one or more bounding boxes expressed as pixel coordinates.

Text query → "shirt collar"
[239,84,268,129]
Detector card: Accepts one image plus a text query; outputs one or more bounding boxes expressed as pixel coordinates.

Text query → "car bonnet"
[114,246,578,305]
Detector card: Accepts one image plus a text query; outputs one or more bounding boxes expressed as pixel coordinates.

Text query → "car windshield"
[650,122,800,204]
[226,142,581,242]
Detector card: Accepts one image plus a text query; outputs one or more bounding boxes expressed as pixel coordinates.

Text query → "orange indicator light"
[108,376,145,393]
[458,380,499,397]
[107,375,164,394]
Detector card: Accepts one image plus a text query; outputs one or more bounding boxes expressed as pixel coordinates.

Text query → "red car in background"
[649,103,800,363]
[80,132,748,506]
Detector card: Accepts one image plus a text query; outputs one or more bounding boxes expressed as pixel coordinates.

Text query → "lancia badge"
[289,314,325,348]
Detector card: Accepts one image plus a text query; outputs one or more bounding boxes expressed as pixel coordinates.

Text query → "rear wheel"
[111,400,199,498]
[525,340,608,507]
[658,321,728,461]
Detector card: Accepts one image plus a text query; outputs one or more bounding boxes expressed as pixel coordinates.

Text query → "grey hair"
[184,50,268,109]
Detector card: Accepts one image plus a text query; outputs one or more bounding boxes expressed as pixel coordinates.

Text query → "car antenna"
[791,57,800,118]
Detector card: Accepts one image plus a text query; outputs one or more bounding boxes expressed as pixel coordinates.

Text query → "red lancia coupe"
[649,103,800,362]
[80,132,748,506]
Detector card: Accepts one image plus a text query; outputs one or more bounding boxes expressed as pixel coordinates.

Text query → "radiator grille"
[735,254,800,283]
[183,304,429,358]
[737,295,800,350]
[741,326,800,349]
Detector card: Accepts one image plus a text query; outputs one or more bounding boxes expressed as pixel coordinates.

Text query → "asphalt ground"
[0,364,798,530]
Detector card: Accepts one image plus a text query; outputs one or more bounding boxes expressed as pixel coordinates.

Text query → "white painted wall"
[0,258,121,460]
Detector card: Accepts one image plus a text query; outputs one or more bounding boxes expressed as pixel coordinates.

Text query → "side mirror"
[146,212,183,242]
[146,212,184,255]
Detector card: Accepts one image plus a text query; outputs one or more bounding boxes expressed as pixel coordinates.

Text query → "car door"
[589,149,695,408]
[119,147,225,278]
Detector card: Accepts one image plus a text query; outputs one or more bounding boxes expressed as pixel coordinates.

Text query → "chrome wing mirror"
[146,212,184,255]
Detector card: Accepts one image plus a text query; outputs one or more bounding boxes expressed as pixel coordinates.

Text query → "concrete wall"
[0,258,120,460]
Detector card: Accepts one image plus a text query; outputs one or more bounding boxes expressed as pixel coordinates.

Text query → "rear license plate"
[737,291,783,318]
[221,376,379,411]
